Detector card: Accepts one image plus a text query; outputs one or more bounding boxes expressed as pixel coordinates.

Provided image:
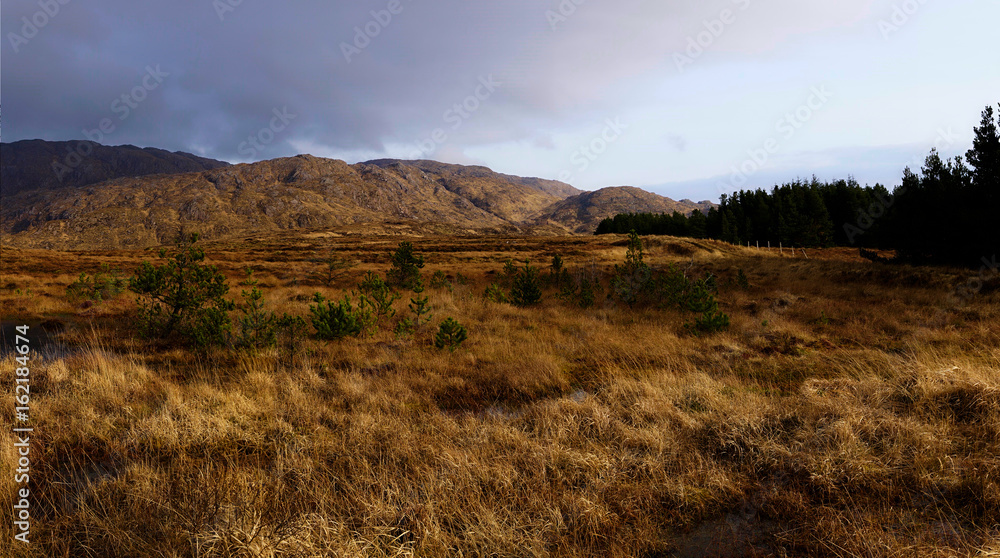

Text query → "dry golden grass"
[1,234,998,557]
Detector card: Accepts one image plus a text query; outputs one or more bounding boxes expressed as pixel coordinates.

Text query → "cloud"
[2,0,995,202]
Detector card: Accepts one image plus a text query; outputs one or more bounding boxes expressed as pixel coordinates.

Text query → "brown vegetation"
[0,144,714,250]
[1,234,998,556]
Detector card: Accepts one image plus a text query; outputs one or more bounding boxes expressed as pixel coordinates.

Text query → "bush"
[434,317,468,351]
[682,277,730,334]
[309,293,371,340]
[388,242,425,290]
[510,260,542,307]
[560,274,597,309]
[129,233,234,347]
[358,271,399,326]
[689,307,731,334]
[235,268,278,350]
[483,282,508,304]
[407,279,433,331]
[611,231,653,306]
[736,268,751,290]
[66,264,126,303]
[501,259,518,288]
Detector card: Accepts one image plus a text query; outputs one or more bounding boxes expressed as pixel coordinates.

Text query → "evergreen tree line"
[596,104,999,267]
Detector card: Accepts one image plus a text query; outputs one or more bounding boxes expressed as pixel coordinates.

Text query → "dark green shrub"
[560,275,597,309]
[358,271,399,326]
[483,282,508,304]
[548,254,572,288]
[235,268,278,349]
[388,242,425,290]
[510,260,542,307]
[736,268,751,290]
[394,317,415,338]
[683,278,730,334]
[129,233,234,347]
[434,317,468,351]
[689,307,731,334]
[67,264,126,303]
[309,292,371,340]
[407,279,433,331]
[501,259,518,288]
[611,231,653,306]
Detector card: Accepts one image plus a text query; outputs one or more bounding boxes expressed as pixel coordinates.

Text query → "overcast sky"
[2,0,997,201]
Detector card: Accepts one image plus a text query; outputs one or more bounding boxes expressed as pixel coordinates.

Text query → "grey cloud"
[1,0,882,164]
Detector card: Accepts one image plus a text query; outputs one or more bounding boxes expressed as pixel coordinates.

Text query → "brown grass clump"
[1,234,999,557]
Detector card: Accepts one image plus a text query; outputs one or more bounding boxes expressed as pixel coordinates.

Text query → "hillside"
[0,142,715,249]
[1,154,579,249]
[534,186,715,234]
[365,159,582,200]
[0,140,230,197]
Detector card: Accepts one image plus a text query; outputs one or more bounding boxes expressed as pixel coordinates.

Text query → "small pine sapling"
[434,317,468,351]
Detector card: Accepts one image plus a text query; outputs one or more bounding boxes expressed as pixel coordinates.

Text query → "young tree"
[510,260,542,307]
[434,317,468,351]
[309,293,370,340]
[129,233,234,347]
[388,241,425,290]
[611,231,652,306]
[235,268,278,349]
[966,104,1000,262]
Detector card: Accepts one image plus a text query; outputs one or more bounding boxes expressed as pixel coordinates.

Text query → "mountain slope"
[1,142,714,248]
[365,159,582,199]
[0,154,578,249]
[534,186,716,234]
[0,140,230,197]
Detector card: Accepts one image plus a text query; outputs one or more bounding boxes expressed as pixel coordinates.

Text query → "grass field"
[1,233,999,557]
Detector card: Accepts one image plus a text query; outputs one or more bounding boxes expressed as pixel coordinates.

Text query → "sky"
[2,0,998,202]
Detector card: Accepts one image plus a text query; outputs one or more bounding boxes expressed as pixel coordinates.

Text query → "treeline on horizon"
[596,104,999,267]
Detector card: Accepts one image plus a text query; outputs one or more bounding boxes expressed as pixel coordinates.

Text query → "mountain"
[533,186,716,234]
[364,159,581,199]
[0,141,713,249]
[0,140,230,197]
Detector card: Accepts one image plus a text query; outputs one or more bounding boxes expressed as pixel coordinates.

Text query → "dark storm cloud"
[8,0,984,200]
[2,0,557,159]
[3,0,745,158]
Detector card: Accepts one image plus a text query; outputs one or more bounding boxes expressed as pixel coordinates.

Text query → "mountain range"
[0,140,714,249]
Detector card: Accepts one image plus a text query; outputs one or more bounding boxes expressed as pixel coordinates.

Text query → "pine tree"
[510,260,542,307]
[388,242,425,290]
[966,105,1000,263]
